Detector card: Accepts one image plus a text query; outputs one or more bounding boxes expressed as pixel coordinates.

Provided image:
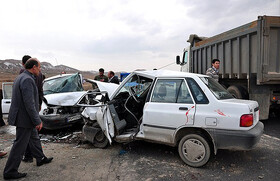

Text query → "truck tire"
[178,134,211,167]
[227,85,249,99]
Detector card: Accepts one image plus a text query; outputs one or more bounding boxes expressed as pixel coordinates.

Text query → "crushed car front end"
[39,73,85,130]
[40,101,84,130]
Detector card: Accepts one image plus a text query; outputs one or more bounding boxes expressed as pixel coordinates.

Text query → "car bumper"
[206,121,264,150]
[40,113,83,130]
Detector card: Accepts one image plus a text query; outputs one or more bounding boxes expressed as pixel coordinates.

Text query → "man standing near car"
[20,55,44,163]
[3,58,53,180]
[206,59,220,81]
[108,71,119,84]
[94,68,108,82]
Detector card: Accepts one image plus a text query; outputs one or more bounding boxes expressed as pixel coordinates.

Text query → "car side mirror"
[176,55,181,65]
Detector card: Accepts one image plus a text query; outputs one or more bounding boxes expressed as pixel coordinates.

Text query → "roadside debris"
[39,129,84,144]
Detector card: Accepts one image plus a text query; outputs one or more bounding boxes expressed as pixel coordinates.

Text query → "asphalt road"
[0,117,279,181]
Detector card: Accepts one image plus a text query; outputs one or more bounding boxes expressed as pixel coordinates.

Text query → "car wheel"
[178,134,211,167]
[227,85,249,99]
[93,130,109,148]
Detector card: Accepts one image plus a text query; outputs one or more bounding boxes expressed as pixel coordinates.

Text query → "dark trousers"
[24,145,32,159]
[0,118,5,127]
[3,127,45,175]
[0,112,5,127]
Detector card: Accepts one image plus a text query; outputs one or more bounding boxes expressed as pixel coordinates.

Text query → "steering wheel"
[128,86,140,103]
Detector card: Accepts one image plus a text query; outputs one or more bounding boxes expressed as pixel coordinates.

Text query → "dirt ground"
[1,118,280,181]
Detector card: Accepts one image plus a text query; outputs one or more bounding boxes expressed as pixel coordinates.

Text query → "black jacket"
[109,76,119,84]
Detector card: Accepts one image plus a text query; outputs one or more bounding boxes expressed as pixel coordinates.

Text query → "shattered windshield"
[117,74,153,97]
[200,77,233,100]
[43,73,83,95]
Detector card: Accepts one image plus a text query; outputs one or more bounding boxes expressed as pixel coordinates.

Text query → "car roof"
[134,70,207,79]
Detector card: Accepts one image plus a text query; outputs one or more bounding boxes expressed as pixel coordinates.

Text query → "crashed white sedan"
[1,73,114,130]
[1,73,87,129]
[78,70,264,167]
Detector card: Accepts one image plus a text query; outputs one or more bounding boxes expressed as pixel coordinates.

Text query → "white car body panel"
[96,106,113,143]
[90,80,119,98]
[44,91,86,106]
[142,102,196,143]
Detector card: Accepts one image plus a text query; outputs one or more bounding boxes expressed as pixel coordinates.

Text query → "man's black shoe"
[3,172,27,180]
[22,157,33,163]
[37,157,53,166]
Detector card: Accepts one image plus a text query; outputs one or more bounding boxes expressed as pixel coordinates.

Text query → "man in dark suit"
[108,71,119,84]
[3,58,53,180]
[20,55,44,163]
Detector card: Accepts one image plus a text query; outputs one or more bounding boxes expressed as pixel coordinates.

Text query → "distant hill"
[0,59,98,76]
[0,59,126,87]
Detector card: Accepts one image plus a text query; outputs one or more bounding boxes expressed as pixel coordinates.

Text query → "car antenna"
[158,62,175,69]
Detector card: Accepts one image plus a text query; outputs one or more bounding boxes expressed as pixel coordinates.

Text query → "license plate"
[67,115,82,122]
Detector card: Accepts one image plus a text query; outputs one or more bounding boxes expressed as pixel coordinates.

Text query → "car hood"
[85,79,119,99]
[44,80,118,106]
[44,91,86,106]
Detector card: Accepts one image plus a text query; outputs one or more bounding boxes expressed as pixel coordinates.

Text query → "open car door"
[77,91,115,144]
[1,82,13,116]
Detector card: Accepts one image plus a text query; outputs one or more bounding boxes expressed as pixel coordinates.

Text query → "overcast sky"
[0,0,279,72]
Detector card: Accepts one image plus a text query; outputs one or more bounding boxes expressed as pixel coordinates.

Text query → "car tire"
[93,130,109,148]
[178,134,211,167]
[227,85,249,99]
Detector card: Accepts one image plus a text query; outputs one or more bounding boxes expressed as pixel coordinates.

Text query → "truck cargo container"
[176,16,280,120]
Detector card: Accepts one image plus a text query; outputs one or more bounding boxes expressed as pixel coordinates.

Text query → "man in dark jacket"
[3,58,52,180]
[20,55,44,163]
[108,71,119,84]
[94,68,109,82]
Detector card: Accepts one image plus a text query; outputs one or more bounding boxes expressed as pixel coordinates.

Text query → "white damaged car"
[1,73,118,130]
[40,73,118,130]
[78,70,264,167]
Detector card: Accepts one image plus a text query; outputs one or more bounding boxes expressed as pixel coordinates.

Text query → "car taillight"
[240,114,253,127]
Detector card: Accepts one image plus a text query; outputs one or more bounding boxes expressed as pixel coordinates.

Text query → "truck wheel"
[93,130,109,148]
[227,85,248,99]
[178,134,211,167]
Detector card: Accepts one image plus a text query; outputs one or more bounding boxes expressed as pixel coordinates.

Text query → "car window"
[186,78,209,104]
[151,79,193,104]
[200,77,233,100]
[177,81,193,104]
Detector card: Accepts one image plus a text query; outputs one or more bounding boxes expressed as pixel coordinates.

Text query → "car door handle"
[179,107,188,111]
[4,101,11,104]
